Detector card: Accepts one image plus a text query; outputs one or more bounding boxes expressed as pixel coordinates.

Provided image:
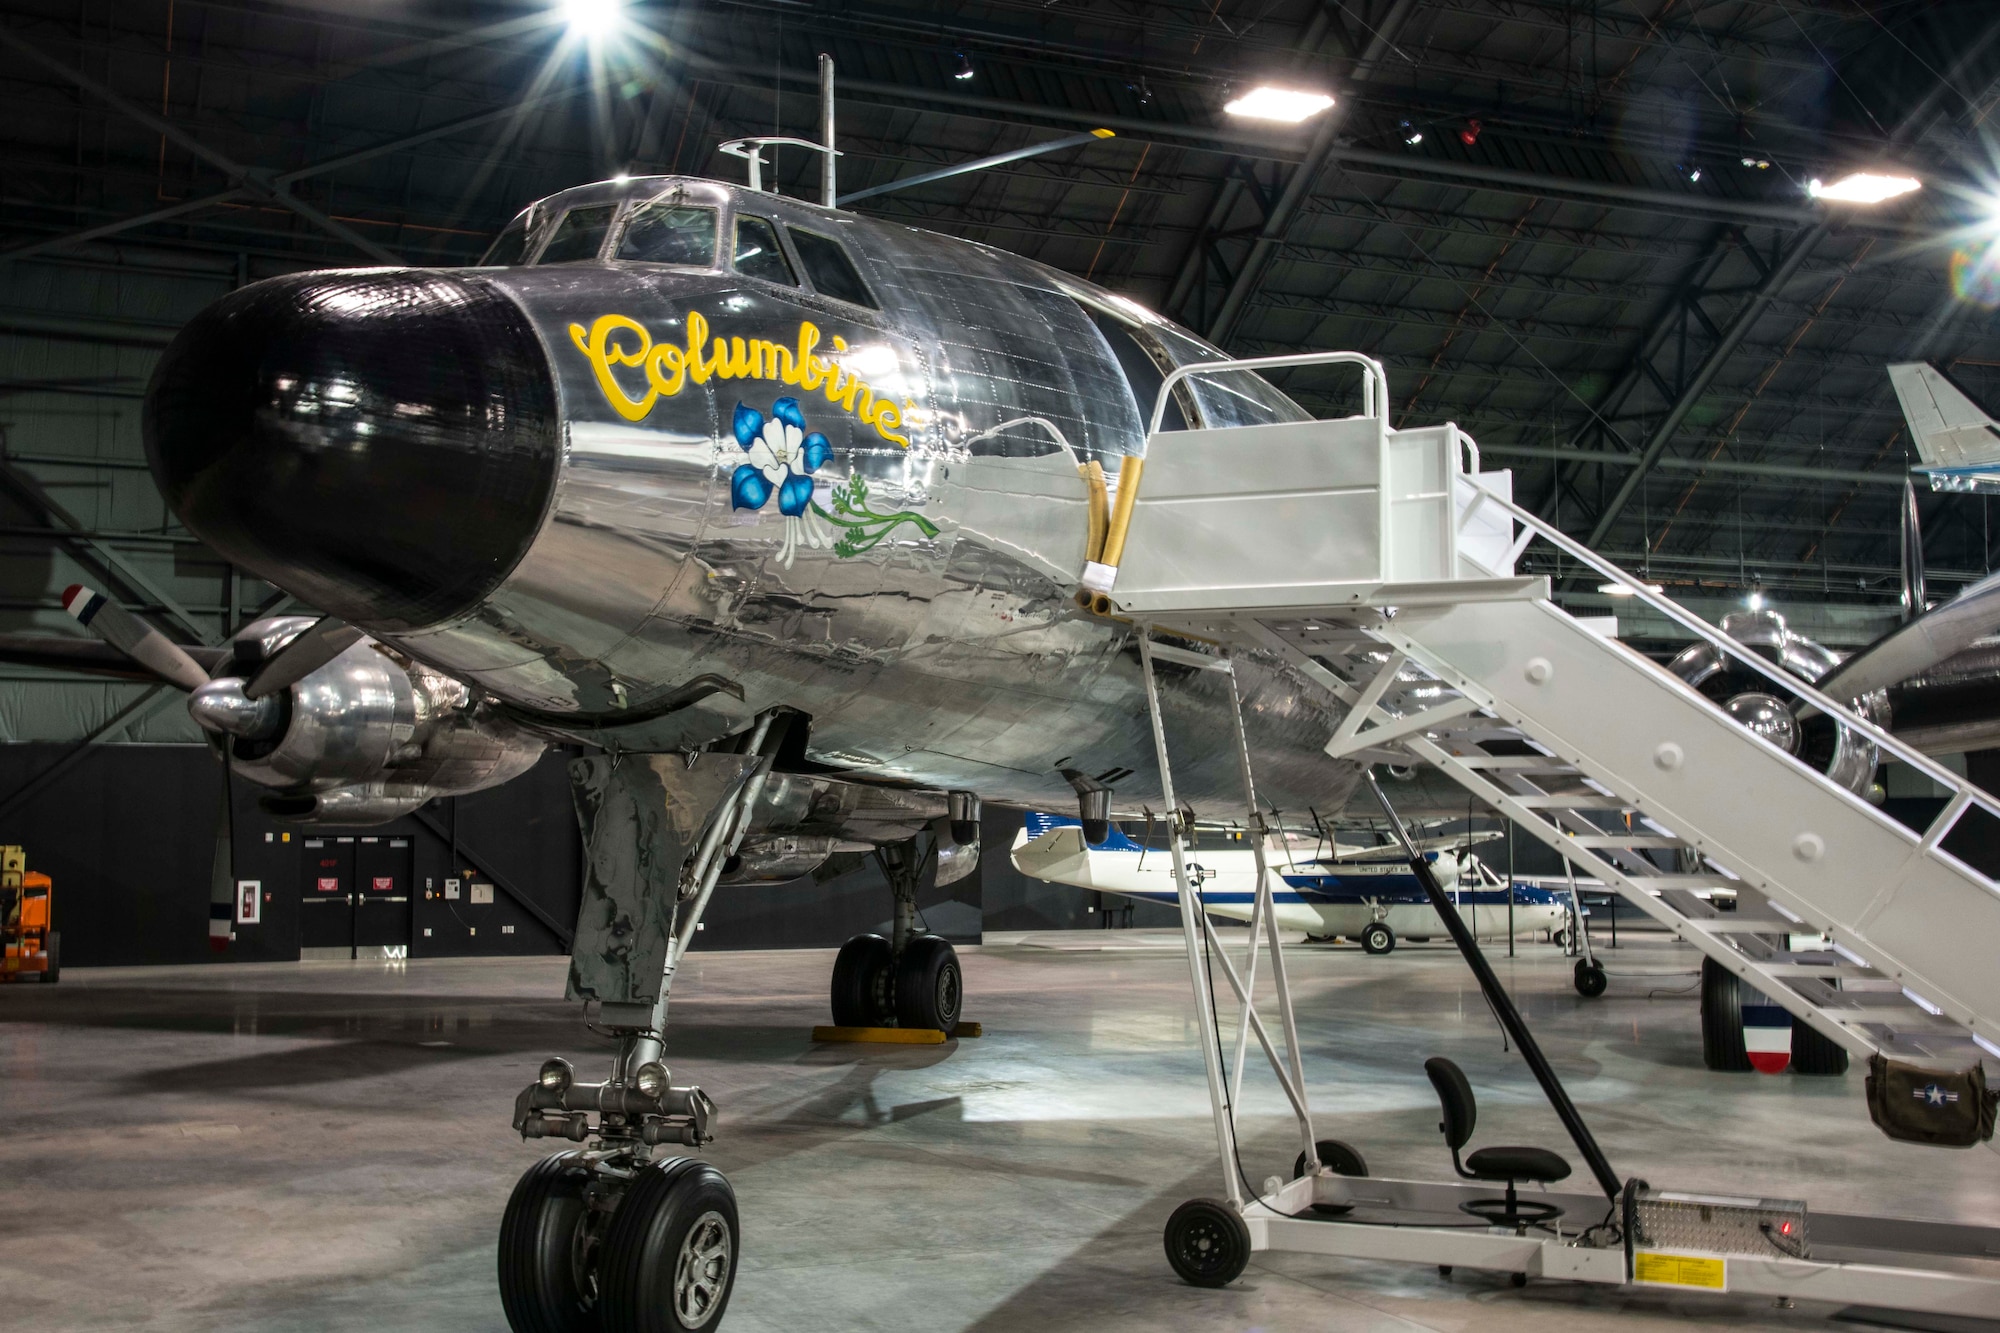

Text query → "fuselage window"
[733,216,797,286]
[789,228,876,308]
[535,204,617,264]
[480,214,532,266]
[617,203,718,266]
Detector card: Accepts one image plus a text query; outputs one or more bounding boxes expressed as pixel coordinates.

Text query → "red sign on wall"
[316,877,340,893]
[371,876,394,892]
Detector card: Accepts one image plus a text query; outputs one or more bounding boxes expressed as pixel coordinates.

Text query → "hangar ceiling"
[1,0,1998,741]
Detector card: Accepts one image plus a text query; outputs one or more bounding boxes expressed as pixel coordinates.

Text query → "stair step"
[1510,795,1633,810]
[1447,755,1577,772]
[1623,877,1738,893]
[1567,834,1690,849]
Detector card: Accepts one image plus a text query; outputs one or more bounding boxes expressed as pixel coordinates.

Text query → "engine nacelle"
[1668,608,1886,797]
[190,617,546,824]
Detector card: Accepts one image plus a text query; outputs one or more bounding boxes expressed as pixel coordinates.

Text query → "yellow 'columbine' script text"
[566,311,911,447]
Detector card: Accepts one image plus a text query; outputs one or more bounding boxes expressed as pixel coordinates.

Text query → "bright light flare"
[562,0,624,38]
[1597,582,1663,597]
[1808,171,1921,205]
[1224,86,1335,123]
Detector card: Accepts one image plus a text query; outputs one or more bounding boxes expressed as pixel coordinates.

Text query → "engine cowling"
[189,617,546,823]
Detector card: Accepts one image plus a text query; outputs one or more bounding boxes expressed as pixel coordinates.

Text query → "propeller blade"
[209,767,235,953]
[244,616,363,700]
[62,584,210,691]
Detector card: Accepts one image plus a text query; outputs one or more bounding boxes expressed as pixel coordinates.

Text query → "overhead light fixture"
[1808,171,1921,205]
[1399,119,1423,145]
[1679,162,1701,183]
[1740,156,1771,170]
[953,52,974,81]
[1597,581,1663,597]
[1746,591,1765,611]
[1223,86,1335,123]
[1459,117,1483,146]
[561,0,623,38]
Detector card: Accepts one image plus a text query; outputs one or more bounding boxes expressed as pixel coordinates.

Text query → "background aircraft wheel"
[498,1150,601,1333]
[1574,960,1607,998]
[43,930,58,983]
[1791,1021,1850,1075]
[598,1157,738,1333]
[1292,1138,1368,1216]
[829,933,893,1027]
[894,934,962,1032]
[1552,926,1576,952]
[1360,923,1395,955]
[1163,1198,1250,1288]
[1699,957,1752,1071]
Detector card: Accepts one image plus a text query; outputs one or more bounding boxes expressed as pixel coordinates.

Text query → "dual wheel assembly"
[830,931,962,1031]
[500,1151,738,1333]
[1699,957,1846,1074]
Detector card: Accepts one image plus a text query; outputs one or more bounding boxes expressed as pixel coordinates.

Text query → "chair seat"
[1465,1145,1571,1183]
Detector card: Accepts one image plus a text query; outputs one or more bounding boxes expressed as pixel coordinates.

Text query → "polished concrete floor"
[2,932,1996,1332]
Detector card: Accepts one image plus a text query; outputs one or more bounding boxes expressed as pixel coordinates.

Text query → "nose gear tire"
[597,1157,739,1333]
[1360,922,1396,955]
[1574,960,1608,997]
[1163,1198,1251,1287]
[498,1150,600,1333]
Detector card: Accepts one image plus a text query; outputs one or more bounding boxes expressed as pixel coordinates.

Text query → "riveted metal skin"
[146,175,1360,818]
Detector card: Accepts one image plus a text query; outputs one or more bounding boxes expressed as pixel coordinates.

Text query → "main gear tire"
[1163,1198,1250,1288]
[1791,1020,1850,1076]
[597,1157,739,1333]
[830,932,894,1028]
[498,1150,601,1333]
[1699,957,1753,1072]
[894,933,962,1033]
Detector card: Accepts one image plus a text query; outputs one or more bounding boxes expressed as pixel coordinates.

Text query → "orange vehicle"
[1,845,56,983]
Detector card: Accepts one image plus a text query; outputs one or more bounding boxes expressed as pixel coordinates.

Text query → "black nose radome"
[144,270,561,633]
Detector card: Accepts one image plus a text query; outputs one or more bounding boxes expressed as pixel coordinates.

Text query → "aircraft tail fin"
[1887,363,2000,470]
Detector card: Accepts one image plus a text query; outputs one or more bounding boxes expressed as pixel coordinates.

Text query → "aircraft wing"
[1888,363,2000,472]
[1819,567,2000,701]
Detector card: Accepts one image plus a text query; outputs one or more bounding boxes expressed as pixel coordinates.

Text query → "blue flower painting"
[731,397,834,566]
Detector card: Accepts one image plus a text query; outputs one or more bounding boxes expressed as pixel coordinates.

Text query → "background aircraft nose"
[144,270,561,632]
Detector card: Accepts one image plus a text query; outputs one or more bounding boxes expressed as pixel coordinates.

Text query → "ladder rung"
[1568,834,1689,849]
[1694,919,1808,933]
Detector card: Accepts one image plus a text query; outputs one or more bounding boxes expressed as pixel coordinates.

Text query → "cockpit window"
[733,216,797,286]
[617,203,718,266]
[789,228,876,308]
[535,204,617,264]
[480,214,533,266]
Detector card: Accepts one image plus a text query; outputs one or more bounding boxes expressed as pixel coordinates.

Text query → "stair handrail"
[1145,351,1390,439]
[1461,472,1990,814]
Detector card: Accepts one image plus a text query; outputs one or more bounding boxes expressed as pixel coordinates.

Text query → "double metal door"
[300,835,413,958]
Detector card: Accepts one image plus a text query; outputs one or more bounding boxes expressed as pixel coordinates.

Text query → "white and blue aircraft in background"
[1010,813,1572,955]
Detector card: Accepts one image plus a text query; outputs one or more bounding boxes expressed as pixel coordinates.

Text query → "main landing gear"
[830,835,963,1032]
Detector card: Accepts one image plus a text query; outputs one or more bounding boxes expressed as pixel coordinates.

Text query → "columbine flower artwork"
[731,397,834,567]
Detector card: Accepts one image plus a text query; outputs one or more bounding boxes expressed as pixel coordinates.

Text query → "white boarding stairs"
[1102,352,1999,1076]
